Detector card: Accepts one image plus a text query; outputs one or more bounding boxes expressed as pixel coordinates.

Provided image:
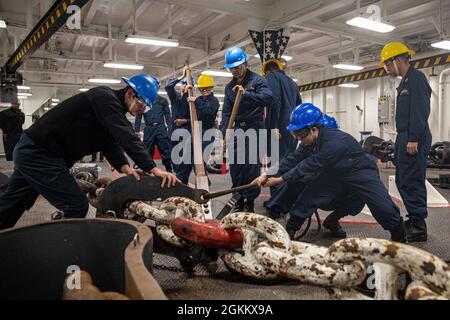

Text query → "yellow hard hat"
[261,59,284,76]
[379,42,415,67]
[196,74,216,88]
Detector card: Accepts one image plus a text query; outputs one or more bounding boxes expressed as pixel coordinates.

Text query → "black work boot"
[405,219,427,243]
[244,200,255,213]
[390,218,407,243]
[233,197,245,212]
[322,216,347,239]
[285,215,306,240]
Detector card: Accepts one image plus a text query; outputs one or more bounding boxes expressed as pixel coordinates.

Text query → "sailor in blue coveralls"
[254,103,406,242]
[165,74,192,182]
[259,114,352,238]
[185,73,220,184]
[135,94,173,172]
[380,42,432,242]
[262,59,302,159]
[220,46,273,212]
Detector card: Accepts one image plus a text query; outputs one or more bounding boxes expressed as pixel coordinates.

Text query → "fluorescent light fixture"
[215,94,225,98]
[0,20,6,29]
[292,78,298,82]
[333,64,364,71]
[431,40,450,50]
[104,62,144,70]
[18,92,32,97]
[18,96,28,100]
[52,98,60,103]
[51,103,58,106]
[346,17,395,33]
[79,88,89,92]
[339,83,359,88]
[201,70,232,78]
[17,85,31,90]
[158,91,168,95]
[88,78,121,84]
[125,35,179,47]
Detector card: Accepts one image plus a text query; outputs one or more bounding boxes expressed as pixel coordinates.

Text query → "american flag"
[249,28,290,63]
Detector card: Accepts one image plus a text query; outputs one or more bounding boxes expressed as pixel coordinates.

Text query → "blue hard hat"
[224,46,250,69]
[122,74,159,107]
[287,103,323,131]
[320,114,339,129]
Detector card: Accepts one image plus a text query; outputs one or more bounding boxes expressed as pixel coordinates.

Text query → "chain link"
[84,184,450,300]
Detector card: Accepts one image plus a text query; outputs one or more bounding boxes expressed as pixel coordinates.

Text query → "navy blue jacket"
[265,70,302,131]
[275,144,313,176]
[395,67,431,142]
[281,127,371,183]
[220,70,273,135]
[195,94,220,131]
[134,95,171,132]
[165,78,191,130]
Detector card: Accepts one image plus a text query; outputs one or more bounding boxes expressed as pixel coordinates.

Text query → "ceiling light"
[158,91,168,95]
[346,17,395,33]
[17,85,31,90]
[44,107,50,111]
[51,103,58,106]
[292,78,298,82]
[52,99,60,103]
[18,92,32,97]
[0,20,6,29]
[339,83,359,88]
[88,78,121,84]
[18,96,28,99]
[104,62,144,70]
[431,40,450,50]
[79,88,89,92]
[201,70,233,78]
[333,64,364,71]
[125,35,179,47]
[215,94,225,98]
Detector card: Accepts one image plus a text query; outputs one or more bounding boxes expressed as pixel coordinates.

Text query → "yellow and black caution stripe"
[4,0,90,72]
[299,53,450,92]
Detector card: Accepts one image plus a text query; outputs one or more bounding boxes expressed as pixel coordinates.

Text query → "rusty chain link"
[78,179,450,301]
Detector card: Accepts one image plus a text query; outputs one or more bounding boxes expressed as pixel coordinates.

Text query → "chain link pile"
[76,175,450,301]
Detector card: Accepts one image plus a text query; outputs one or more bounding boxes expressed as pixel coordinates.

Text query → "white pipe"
[438,67,450,141]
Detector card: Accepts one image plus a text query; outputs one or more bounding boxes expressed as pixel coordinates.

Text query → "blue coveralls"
[281,127,403,232]
[165,79,220,184]
[265,70,302,159]
[220,70,273,203]
[394,67,432,221]
[165,78,191,176]
[266,143,365,221]
[176,94,220,184]
[135,95,173,172]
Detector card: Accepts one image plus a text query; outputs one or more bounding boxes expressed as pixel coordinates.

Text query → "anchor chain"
[79,177,450,300]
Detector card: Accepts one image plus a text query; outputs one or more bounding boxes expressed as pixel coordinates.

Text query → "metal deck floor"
[1,157,449,300]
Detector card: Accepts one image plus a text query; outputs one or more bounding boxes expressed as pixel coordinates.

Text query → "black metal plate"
[96,176,203,217]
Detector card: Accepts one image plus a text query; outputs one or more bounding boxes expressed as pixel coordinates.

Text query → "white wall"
[299,66,448,143]
[19,86,53,129]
